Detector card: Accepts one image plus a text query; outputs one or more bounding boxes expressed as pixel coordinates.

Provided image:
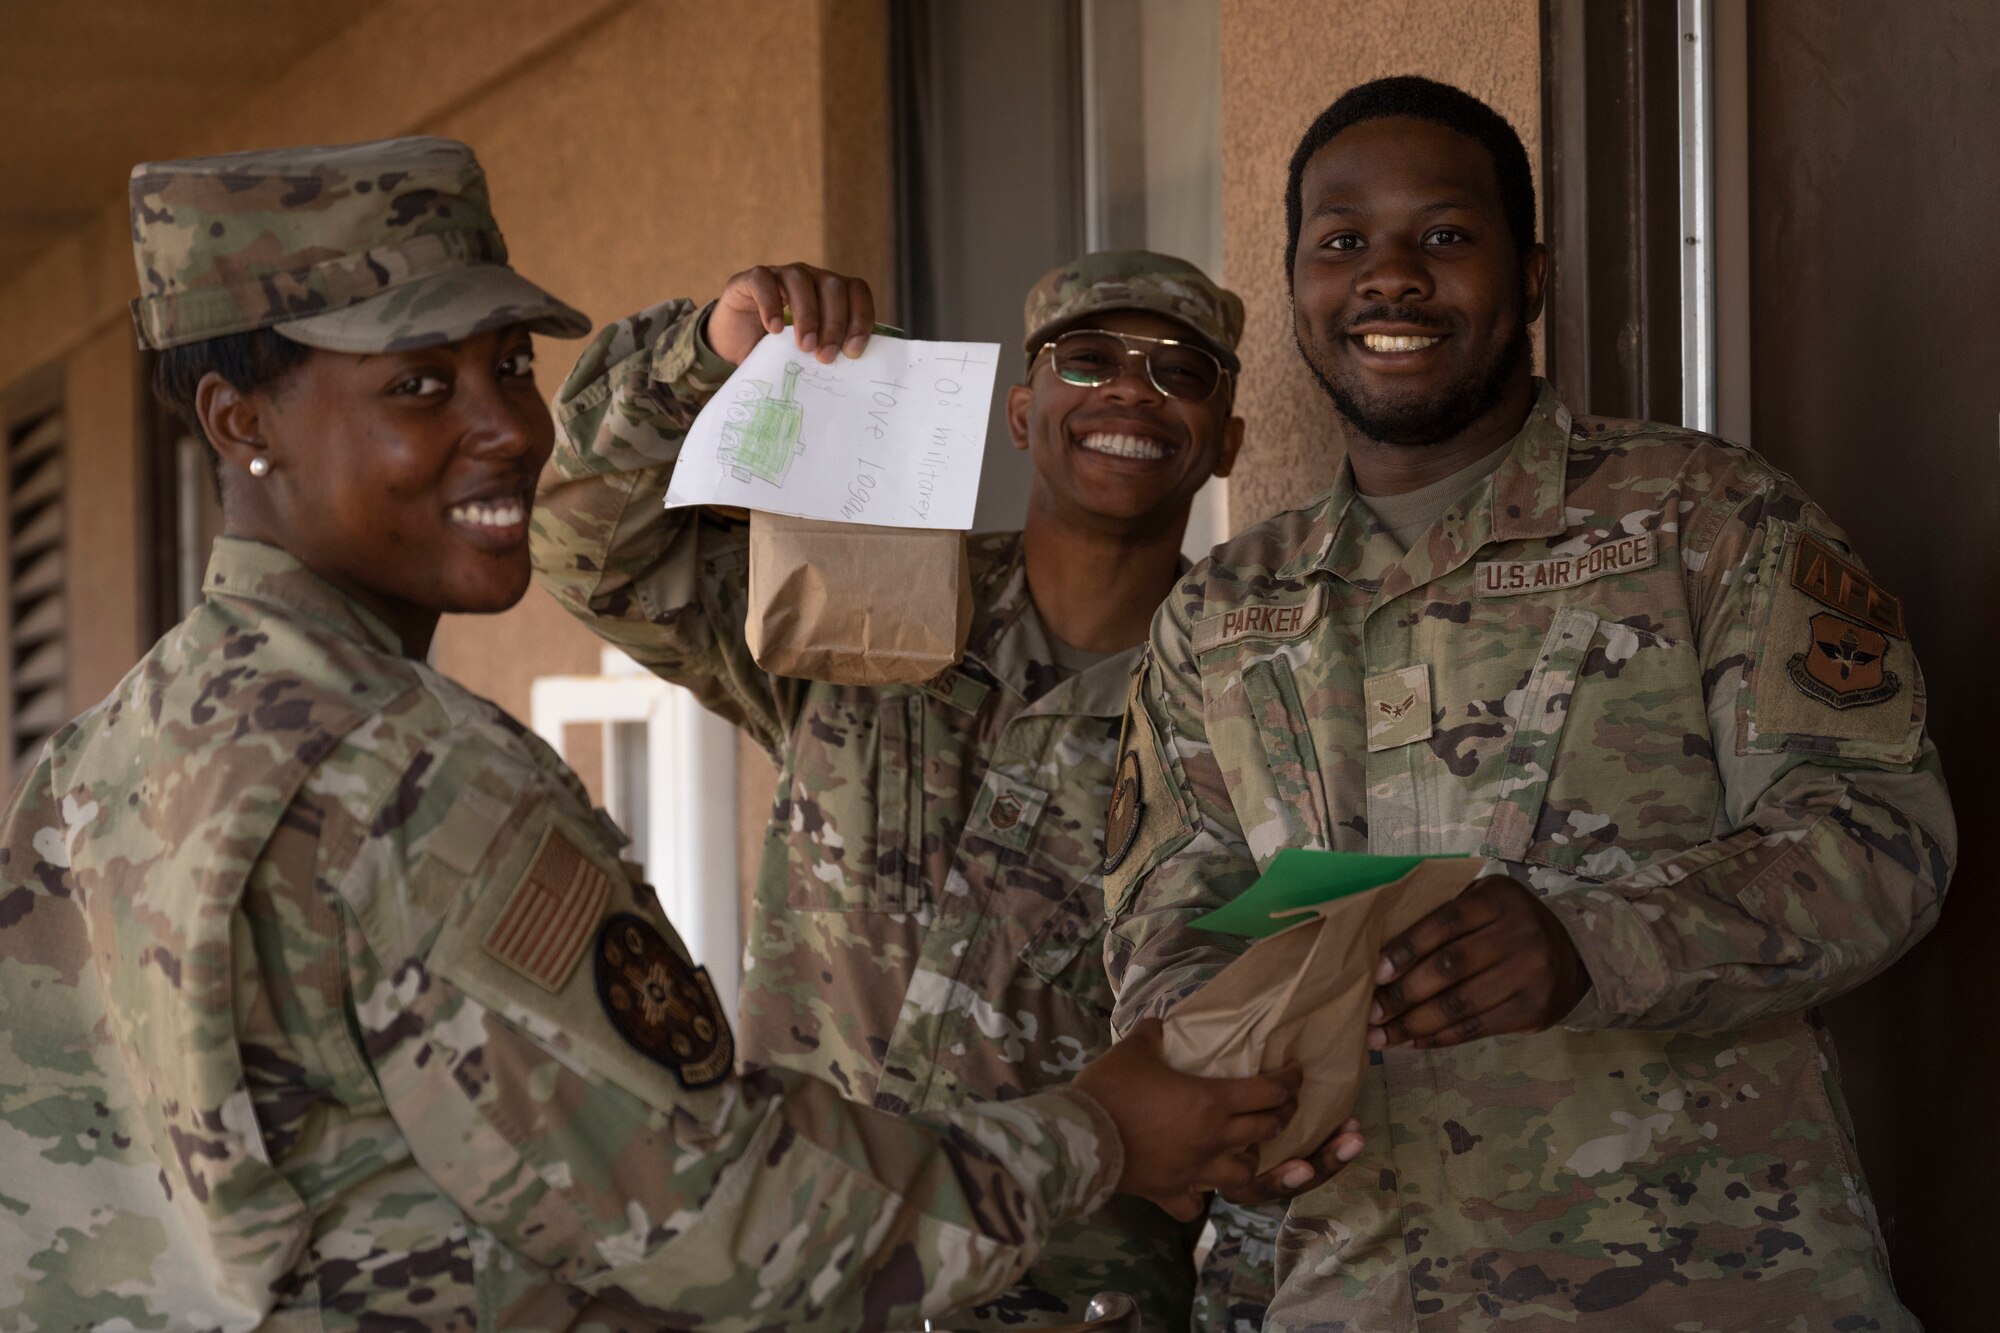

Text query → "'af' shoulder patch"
[1790,530,1905,638]
[594,912,733,1089]
[483,826,614,993]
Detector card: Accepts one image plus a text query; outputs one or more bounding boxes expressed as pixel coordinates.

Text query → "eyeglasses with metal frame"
[1028,328,1232,403]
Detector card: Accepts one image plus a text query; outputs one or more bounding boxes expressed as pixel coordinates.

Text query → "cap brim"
[274,263,591,353]
[1025,301,1240,373]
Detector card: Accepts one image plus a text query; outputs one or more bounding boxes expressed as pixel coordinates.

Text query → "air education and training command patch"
[1785,532,1906,711]
[594,912,733,1089]
[1102,748,1144,873]
[1790,612,1900,710]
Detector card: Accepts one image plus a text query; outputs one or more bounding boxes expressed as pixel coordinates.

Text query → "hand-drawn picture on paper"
[721,361,806,486]
[668,332,999,529]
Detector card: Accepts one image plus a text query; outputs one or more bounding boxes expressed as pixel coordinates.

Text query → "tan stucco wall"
[1218,0,1542,530]
[426,0,894,723]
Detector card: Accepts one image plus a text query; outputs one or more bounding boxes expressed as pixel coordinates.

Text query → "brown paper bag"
[746,511,974,685]
[1162,858,1482,1172]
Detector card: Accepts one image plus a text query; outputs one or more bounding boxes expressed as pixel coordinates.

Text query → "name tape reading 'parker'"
[1477,532,1657,598]
[1193,585,1327,654]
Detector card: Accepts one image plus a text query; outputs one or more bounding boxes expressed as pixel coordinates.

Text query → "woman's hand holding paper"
[1367,875,1591,1050]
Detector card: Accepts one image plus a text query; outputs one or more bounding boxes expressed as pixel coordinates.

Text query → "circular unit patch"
[1102,748,1144,873]
[594,912,734,1089]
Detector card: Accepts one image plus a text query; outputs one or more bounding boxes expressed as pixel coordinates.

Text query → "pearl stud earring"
[249,456,271,477]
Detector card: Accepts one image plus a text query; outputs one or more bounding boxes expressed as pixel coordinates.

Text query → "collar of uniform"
[201,537,407,657]
[962,530,1176,715]
[1023,641,1146,720]
[962,532,1039,701]
[1309,378,1574,592]
[1488,379,1573,542]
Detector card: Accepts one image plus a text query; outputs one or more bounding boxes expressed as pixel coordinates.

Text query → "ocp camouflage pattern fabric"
[0,538,1121,1330]
[534,299,1198,1331]
[1106,381,1953,1330]
[127,136,586,352]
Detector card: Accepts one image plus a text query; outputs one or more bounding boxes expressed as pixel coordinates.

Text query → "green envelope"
[1190,849,1470,938]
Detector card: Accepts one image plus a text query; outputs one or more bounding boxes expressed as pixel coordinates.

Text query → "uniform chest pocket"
[1011,840,1115,1026]
[783,692,925,913]
[1236,655,1334,854]
[1018,876,1110,1005]
[964,766,1115,1014]
[1481,606,1717,880]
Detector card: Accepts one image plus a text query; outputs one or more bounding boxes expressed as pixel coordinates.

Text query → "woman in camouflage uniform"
[0,136,1307,1331]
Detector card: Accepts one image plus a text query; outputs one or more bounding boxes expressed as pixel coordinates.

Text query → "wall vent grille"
[6,404,65,777]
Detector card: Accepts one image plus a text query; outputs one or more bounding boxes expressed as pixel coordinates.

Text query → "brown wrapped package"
[1161,858,1482,1172]
[746,511,974,685]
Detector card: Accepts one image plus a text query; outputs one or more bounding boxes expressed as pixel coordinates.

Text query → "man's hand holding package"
[1368,875,1591,1051]
[707,260,877,364]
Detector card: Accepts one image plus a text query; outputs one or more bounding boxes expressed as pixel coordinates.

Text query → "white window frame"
[531,649,740,1013]
[1680,0,1752,441]
[1080,0,1231,558]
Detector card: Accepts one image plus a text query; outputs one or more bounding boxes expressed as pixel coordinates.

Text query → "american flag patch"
[482,826,613,993]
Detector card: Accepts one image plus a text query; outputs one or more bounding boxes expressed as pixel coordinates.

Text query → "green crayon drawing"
[723,361,806,485]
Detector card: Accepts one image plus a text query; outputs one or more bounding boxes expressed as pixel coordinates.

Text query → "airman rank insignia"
[594,912,733,1089]
[1789,612,1900,709]
[1102,748,1144,873]
[1364,664,1433,751]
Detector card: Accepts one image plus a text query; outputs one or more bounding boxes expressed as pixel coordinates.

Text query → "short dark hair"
[151,328,313,493]
[1284,75,1538,282]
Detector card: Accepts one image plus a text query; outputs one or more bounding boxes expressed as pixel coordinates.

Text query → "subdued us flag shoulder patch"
[483,825,614,993]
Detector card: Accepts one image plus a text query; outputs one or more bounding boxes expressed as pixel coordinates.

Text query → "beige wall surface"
[425,0,893,720]
[1218,0,1541,530]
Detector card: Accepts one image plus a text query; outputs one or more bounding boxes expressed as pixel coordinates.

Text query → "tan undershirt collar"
[1359,442,1515,551]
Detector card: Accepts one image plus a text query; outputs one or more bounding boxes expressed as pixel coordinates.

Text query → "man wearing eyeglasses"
[532,251,1358,1331]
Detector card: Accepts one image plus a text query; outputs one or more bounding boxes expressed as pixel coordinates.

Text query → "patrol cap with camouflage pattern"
[128,135,589,354]
[1022,249,1245,375]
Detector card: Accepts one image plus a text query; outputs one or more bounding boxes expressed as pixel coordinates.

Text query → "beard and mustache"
[1295,302,1531,448]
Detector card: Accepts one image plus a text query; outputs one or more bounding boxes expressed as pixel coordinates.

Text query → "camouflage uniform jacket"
[1106,382,1955,1330]
[534,300,1196,1329]
[0,537,1124,1331]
